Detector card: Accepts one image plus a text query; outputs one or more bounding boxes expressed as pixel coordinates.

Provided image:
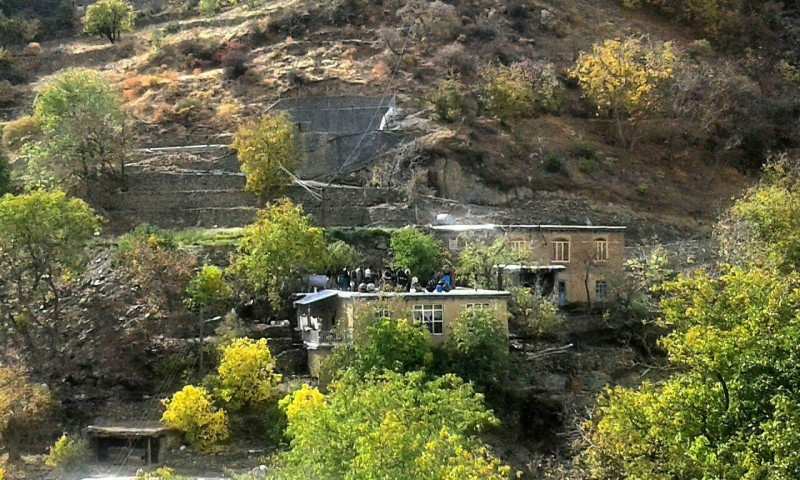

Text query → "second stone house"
[428,224,626,307]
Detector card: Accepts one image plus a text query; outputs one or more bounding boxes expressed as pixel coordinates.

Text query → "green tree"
[508,286,563,339]
[185,265,233,316]
[27,69,128,193]
[390,228,443,281]
[457,237,514,289]
[232,113,303,197]
[571,37,677,149]
[82,0,135,44]
[428,78,466,123]
[0,191,100,365]
[230,199,327,309]
[323,240,361,275]
[0,151,10,195]
[581,160,800,479]
[443,308,509,392]
[271,371,512,479]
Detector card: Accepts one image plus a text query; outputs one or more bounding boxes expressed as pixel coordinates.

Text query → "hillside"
[3,0,795,239]
[1,0,800,478]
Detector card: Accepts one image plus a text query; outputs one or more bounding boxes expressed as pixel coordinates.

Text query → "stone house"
[428,224,626,307]
[295,288,511,377]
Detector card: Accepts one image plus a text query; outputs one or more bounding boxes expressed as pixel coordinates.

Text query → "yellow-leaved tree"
[161,385,228,451]
[571,37,678,150]
[232,113,303,197]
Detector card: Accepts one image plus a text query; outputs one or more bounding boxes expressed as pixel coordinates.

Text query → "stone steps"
[125,171,247,191]
[108,189,257,211]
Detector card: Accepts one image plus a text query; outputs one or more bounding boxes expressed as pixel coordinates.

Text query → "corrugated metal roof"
[295,289,340,305]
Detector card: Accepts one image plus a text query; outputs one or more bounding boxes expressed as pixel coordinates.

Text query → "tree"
[232,113,303,197]
[0,191,100,365]
[443,308,509,392]
[0,152,9,195]
[214,338,282,412]
[82,0,135,44]
[323,240,361,276]
[571,37,677,150]
[0,363,51,459]
[508,286,562,340]
[27,69,128,194]
[581,159,800,479]
[458,237,514,289]
[185,264,233,370]
[390,228,443,282]
[230,199,327,310]
[271,371,512,479]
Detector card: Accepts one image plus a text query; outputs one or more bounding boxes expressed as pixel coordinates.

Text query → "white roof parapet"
[429,224,626,232]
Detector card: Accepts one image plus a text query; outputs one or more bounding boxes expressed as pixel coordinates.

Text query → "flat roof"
[295,289,340,305]
[338,287,511,299]
[493,264,566,271]
[429,224,626,232]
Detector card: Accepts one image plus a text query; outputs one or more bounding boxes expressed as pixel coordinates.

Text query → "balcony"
[300,328,352,348]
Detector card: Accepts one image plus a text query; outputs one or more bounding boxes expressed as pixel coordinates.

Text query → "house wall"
[341,295,509,346]
[437,228,625,305]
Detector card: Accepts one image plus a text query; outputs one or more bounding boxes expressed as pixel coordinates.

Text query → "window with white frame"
[511,239,527,255]
[595,280,608,301]
[595,239,608,262]
[413,304,444,335]
[552,239,570,262]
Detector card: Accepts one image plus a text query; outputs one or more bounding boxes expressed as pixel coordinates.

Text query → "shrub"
[480,61,563,122]
[544,151,565,174]
[232,113,303,196]
[390,228,444,281]
[134,468,186,480]
[398,0,461,41]
[443,307,509,391]
[44,434,90,471]
[215,338,282,412]
[0,364,51,455]
[0,13,40,45]
[199,0,221,17]
[161,385,229,451]
[636,183,649,195]
[220,43,248,79]
[577,157,596,175]
[2,116,41,151]
[82,0,135,44]
[428,78,467,123]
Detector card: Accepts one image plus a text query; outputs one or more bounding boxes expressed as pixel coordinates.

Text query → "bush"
[232,113,303,196]
[0,13,40,45]
[199,0,221,17]
[0,364,51,456]
[2,116,41,151]
[428,78,467,123]
[214,338,282,412]
[543,151,565,174]
[398,0,461,41]
[480,61,563,122]
[161,385,229,451]
[44,434,90,472]
[443,308,509,392]
[577,157,596,175]
[220,42,248,79]
[134,468,186,480]
[390,228,444,281]
[82,0,135,44]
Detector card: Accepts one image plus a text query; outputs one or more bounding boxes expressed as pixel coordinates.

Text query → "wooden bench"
[86,422,173,466]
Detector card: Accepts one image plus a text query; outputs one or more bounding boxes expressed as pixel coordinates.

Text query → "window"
[511,239,527,255]
[413,304,444,335]
[595,280,608,301]
[552,239,570,262]
[448,238,459,251]
[595,239,608,262]
[465,303,490,310]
